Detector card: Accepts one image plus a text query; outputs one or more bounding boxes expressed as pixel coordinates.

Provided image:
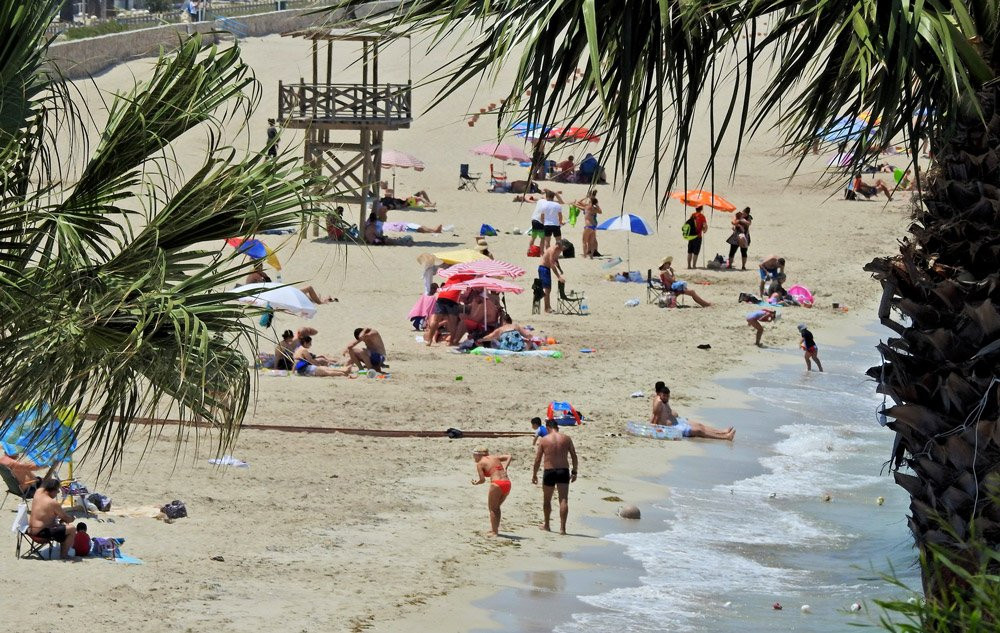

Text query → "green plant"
[61,20,128,40]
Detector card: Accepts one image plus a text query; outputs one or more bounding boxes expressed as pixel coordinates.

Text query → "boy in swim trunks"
[797,323,823,372]
[345,327,388,372]
[471,447,513,536]
[538,240,567,313]
[652,382,734,440]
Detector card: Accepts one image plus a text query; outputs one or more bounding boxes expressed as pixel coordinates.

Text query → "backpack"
[681,216,698,240]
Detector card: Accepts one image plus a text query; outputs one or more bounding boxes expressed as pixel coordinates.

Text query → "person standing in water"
[471,447,513,536]
[798,323,824,371]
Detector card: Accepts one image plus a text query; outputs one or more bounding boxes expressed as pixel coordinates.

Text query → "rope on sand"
[83,415,530,439]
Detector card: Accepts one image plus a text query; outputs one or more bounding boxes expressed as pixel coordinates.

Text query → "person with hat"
[746,306,776,347]
[658,256,711,307]
[797,323,823,371]
[418,253,443,294]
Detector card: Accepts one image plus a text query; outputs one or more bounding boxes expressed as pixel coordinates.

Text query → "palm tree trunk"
[865,78,1000,598]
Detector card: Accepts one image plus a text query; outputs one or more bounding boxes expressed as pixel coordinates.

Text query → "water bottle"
[580,295,589,312]
[625,298,640,307]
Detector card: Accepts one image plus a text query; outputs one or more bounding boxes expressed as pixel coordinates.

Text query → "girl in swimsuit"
[471,448,513,536]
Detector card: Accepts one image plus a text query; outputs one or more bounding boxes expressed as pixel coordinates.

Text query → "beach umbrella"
[547,126,600,143]
[597,213,654,269]
[819,116,876,144]
[1,405,78,467]
[225,238,282,271]
[237,282,316,318]
[669,189,736,212]
[434,249,489,265]
[469,142,531,162]
[438,259,525,280]
[380,149,426,192]
[447,277,524,294]
[513,122,552,140]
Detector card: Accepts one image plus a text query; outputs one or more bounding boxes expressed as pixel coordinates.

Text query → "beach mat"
[469,347,562,358]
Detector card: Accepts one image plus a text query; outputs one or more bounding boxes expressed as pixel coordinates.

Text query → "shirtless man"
[538,240,568,313]
[0,451,43,494]
[652,382,734,440]
[29,478,76,558]
[532,419,579,534]
[292,336,351,377]
[345,327,388,372]
[471,447,513,536]
[758,254,786,296]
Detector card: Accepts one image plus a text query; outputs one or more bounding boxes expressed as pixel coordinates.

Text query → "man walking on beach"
[538,239,567,313]
[532,419,578,534]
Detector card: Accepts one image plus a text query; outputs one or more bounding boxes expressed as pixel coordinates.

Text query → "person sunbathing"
[406,190,436,208]
[345,327,388,372]
[852,174,893,200]
[382,221,443,234]
[292,336,352,377]
[652,382,734,441]
[1,451,43,495]
[475,315,534,351]
[658,257,711,307]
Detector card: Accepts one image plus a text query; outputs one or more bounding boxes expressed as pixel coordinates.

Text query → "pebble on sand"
[618,504,641,519]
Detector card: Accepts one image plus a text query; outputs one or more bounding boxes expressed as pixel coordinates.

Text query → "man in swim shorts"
[471,447,513,536]
[532,419,579,534]
[345,327,388,372]
[528,191,562,250]
[758,254,786,296]
[652,382,734,441]
[538,240,567,313]
[540,190,565,251]
[292,336,352,377]
[29,478,77,558]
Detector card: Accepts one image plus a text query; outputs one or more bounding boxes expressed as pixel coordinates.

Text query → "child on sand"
[798,323,823,371]
[531,416,548,446]
[471,447,513,536]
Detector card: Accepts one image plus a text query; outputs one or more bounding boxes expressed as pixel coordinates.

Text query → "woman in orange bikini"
[471,447,514,536]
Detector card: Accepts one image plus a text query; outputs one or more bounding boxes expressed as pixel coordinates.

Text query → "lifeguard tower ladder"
[278,28,412,239]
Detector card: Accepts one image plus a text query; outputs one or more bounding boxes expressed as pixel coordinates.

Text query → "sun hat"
[417,253,440,268]
[797,323,807,332]
[658,256,673,270]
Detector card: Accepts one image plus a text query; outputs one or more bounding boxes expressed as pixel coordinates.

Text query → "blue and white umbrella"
[819,116,876,145]
[597,213,654,268]
[512,121,552,140]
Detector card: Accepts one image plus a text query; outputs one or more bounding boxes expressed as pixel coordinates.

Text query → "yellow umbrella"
[434,249,489,265]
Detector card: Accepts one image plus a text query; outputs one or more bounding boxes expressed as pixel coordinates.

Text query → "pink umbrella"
[438,259,526,280]
[381,149,425,192]
[470,142,531,162]
[448,278,524,294]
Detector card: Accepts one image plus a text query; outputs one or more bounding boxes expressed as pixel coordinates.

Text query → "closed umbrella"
[380,149,425,192]
[596,213,654,269]
[470,142,531,162]
[438,259,525,280]
[237,283,316,319]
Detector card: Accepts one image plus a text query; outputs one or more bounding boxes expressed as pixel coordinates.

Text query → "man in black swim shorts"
[532,419,579,534]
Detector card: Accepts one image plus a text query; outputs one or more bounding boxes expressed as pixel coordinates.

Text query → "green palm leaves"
[0,4,320,471]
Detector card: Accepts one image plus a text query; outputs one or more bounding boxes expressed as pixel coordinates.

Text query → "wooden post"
[326,40,333,85]
[359,128,370,242]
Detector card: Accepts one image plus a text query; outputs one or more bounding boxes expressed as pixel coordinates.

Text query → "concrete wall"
[48,7,344,79]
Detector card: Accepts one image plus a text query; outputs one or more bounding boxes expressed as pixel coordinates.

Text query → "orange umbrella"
[670,189,737,212]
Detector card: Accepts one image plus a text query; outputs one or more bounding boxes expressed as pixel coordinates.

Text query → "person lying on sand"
[852,174,893,200]
[292,336,352,377]
[746,307,776,347]
[345,327,388,372]
[658,256,711,307]
[406,190,436,208]
[243,265,335,304]
[471,447,513,537]
[475,314,534,351]
[652,381,734,440]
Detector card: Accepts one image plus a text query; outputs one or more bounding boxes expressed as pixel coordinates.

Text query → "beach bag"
[497,330,526,352]
[87,492,112,512]
[161,500,188,519]
[527,245,542,257]
[681,216,697,240]
[561,241,575,259]
[445,427,464,439]
[479,223,498,236]
[547,401,583,425]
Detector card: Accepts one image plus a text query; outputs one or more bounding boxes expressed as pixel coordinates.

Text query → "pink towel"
[408,295,438,319]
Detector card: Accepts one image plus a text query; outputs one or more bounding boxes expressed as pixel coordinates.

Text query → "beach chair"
[489,163,507,189]
[458,164,481,191]
[646,269,666,304]
[557,281,586,315]
[531,278,544,315]
[12,502,59,559]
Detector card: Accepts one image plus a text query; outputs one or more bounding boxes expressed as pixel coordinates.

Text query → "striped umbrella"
[380,149,425,191]
[447,277,524,294]
[438,259,525,280]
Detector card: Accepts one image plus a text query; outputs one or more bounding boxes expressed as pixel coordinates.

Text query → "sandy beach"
[0,26,915,633]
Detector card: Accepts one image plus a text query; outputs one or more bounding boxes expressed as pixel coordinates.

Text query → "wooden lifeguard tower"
[277,28,412,239]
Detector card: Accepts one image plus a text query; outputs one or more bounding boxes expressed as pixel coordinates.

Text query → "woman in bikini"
[578,195,602,257]
[471,447,513,536]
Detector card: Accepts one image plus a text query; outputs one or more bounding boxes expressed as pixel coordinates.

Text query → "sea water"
[478,324,920,632]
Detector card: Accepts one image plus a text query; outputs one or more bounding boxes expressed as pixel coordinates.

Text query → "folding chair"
[1,464,36,511]
[531,278,544,315]
[12,502,59,559]
[646,269,666,304]
[458,164,481,190]
[489,163,508,189]
[557,281,586,315]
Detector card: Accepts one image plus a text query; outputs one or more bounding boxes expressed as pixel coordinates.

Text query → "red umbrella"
[438,259,526,280]
[547,127,600,143]
[669,189,737,212]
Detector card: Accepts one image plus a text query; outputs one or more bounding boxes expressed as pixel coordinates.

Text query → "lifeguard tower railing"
[278,82,411,129]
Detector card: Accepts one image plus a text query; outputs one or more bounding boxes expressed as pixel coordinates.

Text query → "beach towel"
[208,455,249,468]
[496,330,527,352]
[469,347,562,358]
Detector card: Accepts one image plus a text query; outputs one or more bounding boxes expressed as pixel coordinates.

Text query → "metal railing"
[279,82,413,125]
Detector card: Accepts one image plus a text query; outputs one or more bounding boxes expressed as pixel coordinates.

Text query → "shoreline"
[454,309,898,633]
